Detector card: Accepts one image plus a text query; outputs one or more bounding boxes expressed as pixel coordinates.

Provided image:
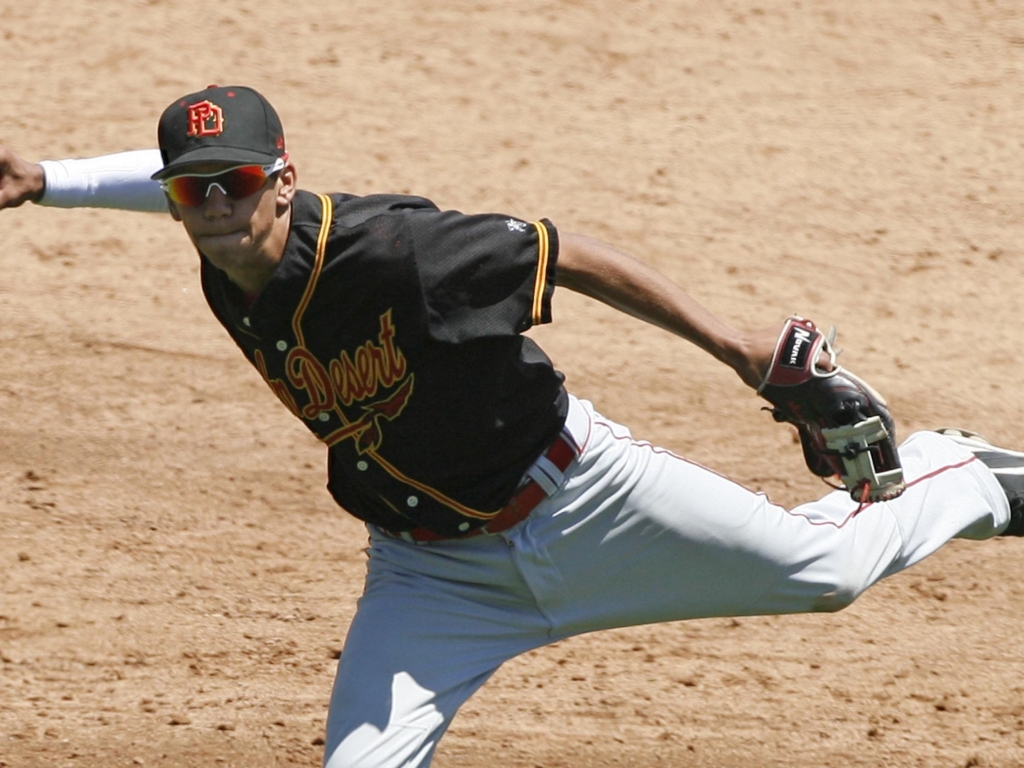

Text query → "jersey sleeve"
[38,149,168,212]
[406,209,559,344]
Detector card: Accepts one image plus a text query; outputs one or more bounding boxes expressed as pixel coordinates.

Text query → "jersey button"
[242,317,251,327]
[318,413,330,422]
[276,340,288,351]
[356,461,368,471]
[458,522,470,532]
[406,496,419,508]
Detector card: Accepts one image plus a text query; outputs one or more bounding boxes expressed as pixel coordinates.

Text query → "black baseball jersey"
[201,189,567,536]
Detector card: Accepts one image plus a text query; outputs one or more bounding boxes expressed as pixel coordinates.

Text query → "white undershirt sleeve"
[37,149,168,213]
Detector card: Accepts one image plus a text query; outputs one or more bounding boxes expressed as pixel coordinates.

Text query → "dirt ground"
[2,1,1024,766]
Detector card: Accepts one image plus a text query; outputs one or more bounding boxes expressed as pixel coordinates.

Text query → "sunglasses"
[160,157,286,207]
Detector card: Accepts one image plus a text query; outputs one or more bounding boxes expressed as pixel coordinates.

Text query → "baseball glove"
[757,316,906,503]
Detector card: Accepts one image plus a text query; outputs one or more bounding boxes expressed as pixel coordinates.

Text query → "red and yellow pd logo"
[186,100,224,137]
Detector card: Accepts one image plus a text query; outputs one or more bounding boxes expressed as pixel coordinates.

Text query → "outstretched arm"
[555,232,780,390]
[0,146,167,213]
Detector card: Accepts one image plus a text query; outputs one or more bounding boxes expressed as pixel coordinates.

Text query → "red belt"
[389,432,578,543]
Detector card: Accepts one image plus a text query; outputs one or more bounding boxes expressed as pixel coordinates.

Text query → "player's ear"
[166,195,183,222]
[275,162,298,208]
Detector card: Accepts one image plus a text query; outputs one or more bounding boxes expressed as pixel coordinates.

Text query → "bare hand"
[0,147,45,209]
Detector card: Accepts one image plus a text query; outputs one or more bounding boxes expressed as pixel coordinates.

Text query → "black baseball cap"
[151,85,286,181]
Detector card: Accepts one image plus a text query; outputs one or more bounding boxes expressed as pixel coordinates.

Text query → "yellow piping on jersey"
[291,193,333,346]
[368,449,503,520]
[530,221,550,326]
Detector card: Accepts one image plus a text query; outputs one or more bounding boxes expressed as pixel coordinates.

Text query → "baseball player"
[1,85,1022,768]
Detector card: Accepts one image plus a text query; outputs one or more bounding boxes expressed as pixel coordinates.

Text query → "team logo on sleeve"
[506,218,528,233]
[186,100,225,137]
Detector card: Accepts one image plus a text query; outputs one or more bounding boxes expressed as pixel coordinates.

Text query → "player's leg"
[506,397,1009,636]
[322,531,552,768]
[321,398,1012,765]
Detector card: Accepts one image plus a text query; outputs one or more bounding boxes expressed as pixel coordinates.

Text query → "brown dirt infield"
[2,1,1023,766]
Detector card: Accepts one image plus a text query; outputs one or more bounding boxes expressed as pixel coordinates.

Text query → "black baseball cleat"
[936,428,1024,536]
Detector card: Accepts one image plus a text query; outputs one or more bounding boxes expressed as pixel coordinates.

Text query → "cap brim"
[151,145,281,180]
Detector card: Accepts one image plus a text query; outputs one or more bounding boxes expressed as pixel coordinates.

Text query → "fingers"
[0,147,45,210]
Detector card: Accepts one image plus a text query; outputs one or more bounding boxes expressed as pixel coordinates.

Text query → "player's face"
[166,160,297,293]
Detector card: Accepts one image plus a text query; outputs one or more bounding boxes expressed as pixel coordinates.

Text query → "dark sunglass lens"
[166,176,206,207]
[219,167,269,199]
